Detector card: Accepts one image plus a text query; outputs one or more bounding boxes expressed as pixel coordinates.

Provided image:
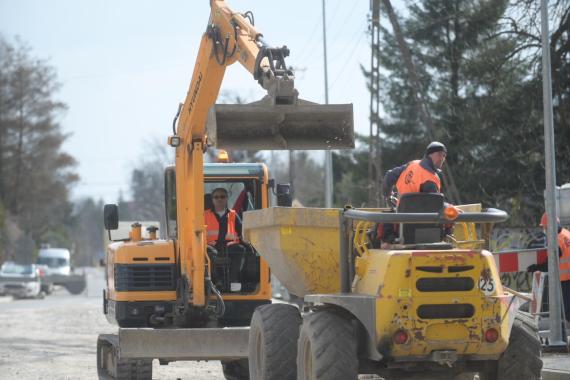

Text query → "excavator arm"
[171,0,354,309]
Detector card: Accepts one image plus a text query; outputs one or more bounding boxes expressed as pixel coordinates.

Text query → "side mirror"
[103,204,119,230]
[276,183,292,207]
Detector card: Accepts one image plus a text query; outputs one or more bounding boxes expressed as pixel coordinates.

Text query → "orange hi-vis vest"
[395,160,441,196]
[558,228,570,282]
[205,209,240,246]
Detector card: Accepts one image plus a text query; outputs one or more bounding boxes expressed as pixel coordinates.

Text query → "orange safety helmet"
[540,212,560,227]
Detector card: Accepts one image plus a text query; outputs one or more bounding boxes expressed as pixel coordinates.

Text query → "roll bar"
[337,207,509,293]
[342,208,508,224]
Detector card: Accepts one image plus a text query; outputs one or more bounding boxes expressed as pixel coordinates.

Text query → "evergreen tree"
[333,134,371,208]
[0,35,77,253]
[361,0,566,224]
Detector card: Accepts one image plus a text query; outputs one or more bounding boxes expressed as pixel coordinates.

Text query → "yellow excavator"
[96,1,354,379]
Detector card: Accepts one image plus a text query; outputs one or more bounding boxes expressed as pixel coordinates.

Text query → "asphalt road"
[0,269,225,380]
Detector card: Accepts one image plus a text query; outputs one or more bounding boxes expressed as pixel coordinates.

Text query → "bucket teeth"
[206,100,354,150]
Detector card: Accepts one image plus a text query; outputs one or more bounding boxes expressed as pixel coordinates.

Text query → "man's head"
[425,141,447,170]
[211,188,229,212]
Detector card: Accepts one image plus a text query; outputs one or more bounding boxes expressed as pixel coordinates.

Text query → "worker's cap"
[211,187,228,196]
[425,141,447,156]
[540,212,560,228]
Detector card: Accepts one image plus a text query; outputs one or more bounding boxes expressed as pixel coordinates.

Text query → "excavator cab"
[164,163,272,326]
[203,175,260,294]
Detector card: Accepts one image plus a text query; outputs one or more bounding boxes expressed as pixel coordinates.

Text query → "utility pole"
[289,151,295,199]
[322,0,333,208]
[368,0,382,207]
[540,0,566,347]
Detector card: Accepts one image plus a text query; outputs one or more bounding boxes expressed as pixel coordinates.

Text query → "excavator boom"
[172,0,354,307]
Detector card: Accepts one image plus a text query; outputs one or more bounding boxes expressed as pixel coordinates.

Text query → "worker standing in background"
[527,213,570,323]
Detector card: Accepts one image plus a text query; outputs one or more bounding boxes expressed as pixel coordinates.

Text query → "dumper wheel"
[222,359,249,380]
[297,310,358,380]
[248,303,301,380]
[479,311,542,380]
[97,334,152,380]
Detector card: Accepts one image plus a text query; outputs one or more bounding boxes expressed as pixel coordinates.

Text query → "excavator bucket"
[206,100,354,150]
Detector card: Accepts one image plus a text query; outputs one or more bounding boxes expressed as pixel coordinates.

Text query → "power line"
[329,1,361,44]
[330,30,367,91]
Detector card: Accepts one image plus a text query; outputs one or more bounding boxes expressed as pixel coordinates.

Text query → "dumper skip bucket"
[242,207,342,297]
[206,99,354,150]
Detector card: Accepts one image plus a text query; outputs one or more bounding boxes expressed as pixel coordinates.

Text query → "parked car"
[36,248,86,295]
[37,248,71,276]
[0,261,44,299]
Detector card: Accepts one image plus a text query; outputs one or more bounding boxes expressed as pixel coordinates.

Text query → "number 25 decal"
[479,276,495,295]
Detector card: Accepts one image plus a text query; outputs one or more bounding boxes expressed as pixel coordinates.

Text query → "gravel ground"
[1,269,568,380]
[0,271,226,380]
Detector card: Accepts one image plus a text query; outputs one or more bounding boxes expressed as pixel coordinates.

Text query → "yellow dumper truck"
[243,193,542,380]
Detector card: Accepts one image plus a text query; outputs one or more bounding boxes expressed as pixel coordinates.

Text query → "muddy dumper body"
[243,194,543,380]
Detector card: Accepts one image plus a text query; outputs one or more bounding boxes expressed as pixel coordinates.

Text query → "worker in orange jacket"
[378,142,447,244]
[204,187,245,292]
[527,213,570,322]
[205,187,241,250]
[382,141,446,204]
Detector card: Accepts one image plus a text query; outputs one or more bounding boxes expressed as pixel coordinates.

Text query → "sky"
[0,0,374,203]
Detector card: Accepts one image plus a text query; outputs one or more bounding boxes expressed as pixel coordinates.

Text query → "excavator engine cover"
[206,100,354,150]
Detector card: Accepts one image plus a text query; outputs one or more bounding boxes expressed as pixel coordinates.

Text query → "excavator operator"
[205,187,252,292]
[205,187,242,250]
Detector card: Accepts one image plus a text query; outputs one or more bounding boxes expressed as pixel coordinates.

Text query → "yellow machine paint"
[243,207,342,296]
[104,163,279,328]
[243,205,517,364]
[107,239,176,302]
[352,249,512,359]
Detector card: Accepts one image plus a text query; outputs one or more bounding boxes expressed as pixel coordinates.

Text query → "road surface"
[0,268,225,379]
[1,268,569,379]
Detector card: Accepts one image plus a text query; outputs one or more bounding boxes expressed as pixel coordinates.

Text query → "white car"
[37,248,71,276]
[0,262,44,299]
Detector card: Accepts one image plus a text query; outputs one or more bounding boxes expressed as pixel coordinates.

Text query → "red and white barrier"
[530,271,547,315]
[492,248,547,273]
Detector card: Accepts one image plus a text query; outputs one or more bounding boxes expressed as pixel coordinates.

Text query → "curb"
[543,369,570,380]
[0,296,12,303]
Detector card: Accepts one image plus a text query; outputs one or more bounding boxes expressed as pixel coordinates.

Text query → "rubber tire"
[296,310,358,380]
[480,311,542,380]
[222,359,249,380]
[248,303,301,380]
